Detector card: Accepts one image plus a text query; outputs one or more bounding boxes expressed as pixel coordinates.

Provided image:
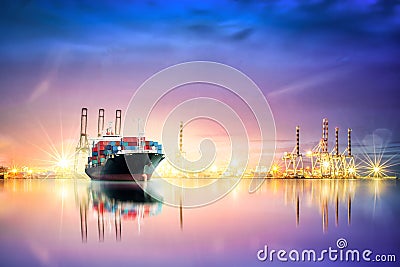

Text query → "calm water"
[0,178,399,267]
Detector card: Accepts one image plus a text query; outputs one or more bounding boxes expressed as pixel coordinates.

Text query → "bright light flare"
[28,114,77,173]
[369,164,387,178]
[57,158,70,169]
[323,161,330,168]
[348,167,355,174]
[34,146,75,172]
[211,165,218,172]
[356,130,399,178]
[373,166,380,173]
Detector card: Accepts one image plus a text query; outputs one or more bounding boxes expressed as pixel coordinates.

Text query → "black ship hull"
[85,153,164,181]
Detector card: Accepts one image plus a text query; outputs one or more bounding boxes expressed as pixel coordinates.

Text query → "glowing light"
[357,130,399,178]
[306,151,312,157]
[28,170,33,174]
[272,165,278,172]
[359,158,390,178]
[323,161,330,168]
[29,117,77,173]
[171,167,179,175]
[12,168,17,173]
[60,187,69,198]
[57,158,70,169]
[360,154,394,178]
[348,167,355,174]
[368,165,386,178]
[211,165,218,172]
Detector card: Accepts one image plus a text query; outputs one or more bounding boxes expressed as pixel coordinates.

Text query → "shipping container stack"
[87,137,163,166]
[121,136,140,151]
[92,196,162,219]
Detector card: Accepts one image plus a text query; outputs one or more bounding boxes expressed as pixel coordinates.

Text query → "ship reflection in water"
[79,182,162,242]
[0,178,398,266]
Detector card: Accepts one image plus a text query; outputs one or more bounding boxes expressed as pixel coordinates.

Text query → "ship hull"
[85,153,164,181]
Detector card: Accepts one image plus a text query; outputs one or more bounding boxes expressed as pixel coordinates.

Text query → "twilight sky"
[0,0,399,173]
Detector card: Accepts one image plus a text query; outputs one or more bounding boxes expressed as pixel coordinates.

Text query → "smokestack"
[98,109,104,137]
[115,110,122,136]
[335,127,339,156]
[296,126,300,156]
[79,108,88,147]
[322,118,329,152]
[348,128,352,156]
[179,121,183,153]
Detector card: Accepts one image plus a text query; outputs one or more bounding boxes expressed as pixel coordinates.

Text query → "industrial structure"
[281,118,356,178]
[175,121,186,173]
[282,126,304,178]
[74,108,125,174]
[179,121,183,154]
[74,108,90,173]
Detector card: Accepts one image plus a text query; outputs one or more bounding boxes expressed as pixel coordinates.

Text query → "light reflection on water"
[0,178,398,266]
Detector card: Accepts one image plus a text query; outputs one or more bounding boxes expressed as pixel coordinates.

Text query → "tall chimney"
[335,127,339,156]
[179,121,183,153]
[322,118,329,152]
[347,128,352,156]
[296,126,300,156]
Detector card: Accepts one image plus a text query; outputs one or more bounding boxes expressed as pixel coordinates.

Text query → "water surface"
[0,178,399,266]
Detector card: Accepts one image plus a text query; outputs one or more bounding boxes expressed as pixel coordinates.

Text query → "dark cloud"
[187,24,215,34]
[231,27,253,40]
[1,0,399,51]
[190,7,212,16]
[263,0,399,38]
[0,0,399,152]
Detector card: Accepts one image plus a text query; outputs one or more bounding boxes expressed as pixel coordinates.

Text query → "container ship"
[79,108,164,181]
